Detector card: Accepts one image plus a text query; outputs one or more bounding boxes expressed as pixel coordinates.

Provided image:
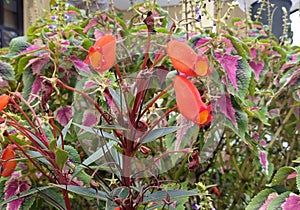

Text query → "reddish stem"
[140,84,172,117]
[142,31,151,70]
[56,79,123,141]
[3,131,55,182]
[9,96,49,147]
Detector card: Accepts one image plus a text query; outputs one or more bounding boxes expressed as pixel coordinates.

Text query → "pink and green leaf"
[55,106,73,127]
[217,94,237,128]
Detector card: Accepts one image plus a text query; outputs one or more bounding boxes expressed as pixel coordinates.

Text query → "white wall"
[291,11,300,46]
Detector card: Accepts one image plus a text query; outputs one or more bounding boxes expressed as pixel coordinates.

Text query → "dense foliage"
[0,1,299,209]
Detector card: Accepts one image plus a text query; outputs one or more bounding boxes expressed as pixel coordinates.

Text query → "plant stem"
[62,188,72,210]
[142,29,151,70]
[140,84,172,117]
[3,131,55,182]
[269,105,295,147]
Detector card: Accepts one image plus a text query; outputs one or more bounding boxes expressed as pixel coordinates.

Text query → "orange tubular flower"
[166,40,210,77]
[0,95,10,112]
[84,35,116,74]
[0,144,17,177]
[173,75,212,126]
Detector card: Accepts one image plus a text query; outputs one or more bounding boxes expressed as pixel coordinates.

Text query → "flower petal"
[194,56,211,76]
[85,35,116,73]
[0,95,10,112]
[167,40,197,76]
[173,75,203,122]
[197,106,212,125]
[100,37,116,72]
[1,144,17,177]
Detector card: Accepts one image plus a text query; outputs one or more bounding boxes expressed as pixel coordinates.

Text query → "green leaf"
[64,145,81,163]
[8,36,30,56]
[0,186,53,207]
[248,72,256,98]
[251,107,270,126]
[38,188,66,210]
[225,99,248,140]
[229,58,252,100]
[0,61,15,81]
[71,141,114,180]
[222,34,249,59]
[267,191,290,210]
[293,157,300,163]
[142,126,183,144]
[27,132,48,150]
[73,123,118,141]
[246,189,276,210]
[295,166,300,191]
[107,87,127,111]
[50,184,107,201]
[21,196,35,210]
[49,139,57,151]
[268,166,295,187]
[16,55,35,77]
[143,190,199,204]
[106,187,129,209]
[57,119,73,148]
[22,68,35,101]
[26,150,51,166]
[55,147,69,169]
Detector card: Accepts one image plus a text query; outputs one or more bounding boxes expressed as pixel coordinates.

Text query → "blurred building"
[0,0,299,47]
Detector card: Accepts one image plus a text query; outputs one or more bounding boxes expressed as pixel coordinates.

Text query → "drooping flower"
[173,75,212,126]
[167,40,210,76]
[167,40,210,77]
[0,94,10,112]
[1,144,17,177]
[84,34,116,73]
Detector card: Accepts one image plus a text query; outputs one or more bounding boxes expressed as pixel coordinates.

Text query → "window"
[0,0,23,48]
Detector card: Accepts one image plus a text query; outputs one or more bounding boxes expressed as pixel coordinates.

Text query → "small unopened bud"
[90,179,100,189]
[0,116,5,124]
[41,79,54,112]
[140,145,150,154]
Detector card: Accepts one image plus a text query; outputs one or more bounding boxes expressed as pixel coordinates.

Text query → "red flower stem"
[56,79,123,140]
[5,121,59,171]
[57,79,108,122]
[62,189,72,210]
[132,148,191,178]
[149,22,176,71]
[130,80,148,120]
[14,93,46,135]
[142,31,151,70]
[140,84,172,117]
[47,111,64,149]
[135,105,177,148]
[115,63,123,84]
[3,130,55,182]
[10,95,49,147]
[47,111,57,139]
[3,113,49,151]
